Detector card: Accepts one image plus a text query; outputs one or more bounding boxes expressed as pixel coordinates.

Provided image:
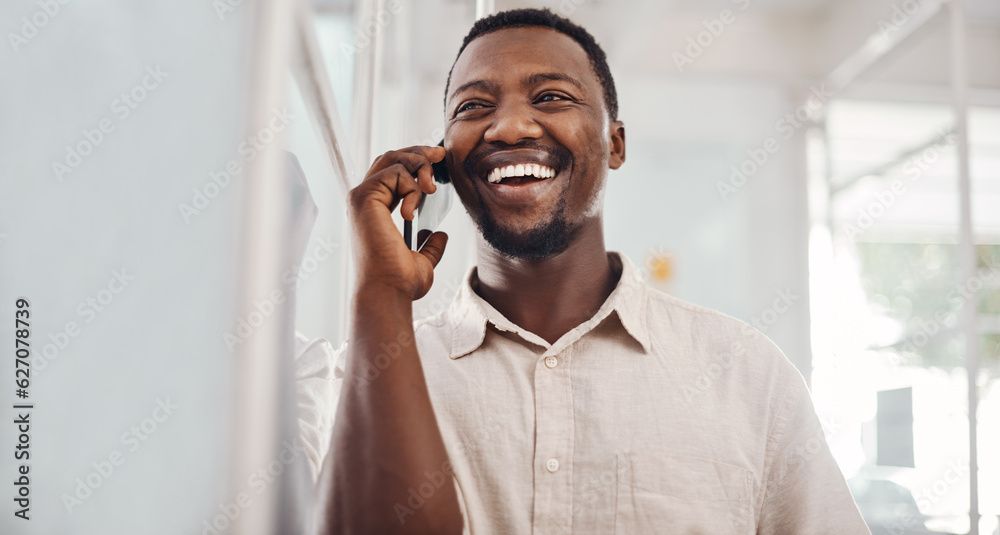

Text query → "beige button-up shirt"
[295,252,870,534]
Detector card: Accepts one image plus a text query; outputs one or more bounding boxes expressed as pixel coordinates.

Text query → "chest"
[421,338,767,534]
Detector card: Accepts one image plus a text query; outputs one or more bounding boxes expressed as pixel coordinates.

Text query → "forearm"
[320,285,462,535]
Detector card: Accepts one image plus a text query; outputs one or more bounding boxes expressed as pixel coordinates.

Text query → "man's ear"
[608,120,625,169]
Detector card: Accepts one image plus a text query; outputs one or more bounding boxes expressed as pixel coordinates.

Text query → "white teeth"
[485,164,557,183]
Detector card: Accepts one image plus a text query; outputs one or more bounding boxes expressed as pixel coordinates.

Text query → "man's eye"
[537,93,569,103]
[457,102,487,113]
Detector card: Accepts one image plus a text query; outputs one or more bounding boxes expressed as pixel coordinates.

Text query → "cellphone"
[404,140,454,251]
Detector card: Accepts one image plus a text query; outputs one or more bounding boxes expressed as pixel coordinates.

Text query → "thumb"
[417,231,448,268]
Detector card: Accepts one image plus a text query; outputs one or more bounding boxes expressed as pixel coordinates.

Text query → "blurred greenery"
[854,242,1000,375]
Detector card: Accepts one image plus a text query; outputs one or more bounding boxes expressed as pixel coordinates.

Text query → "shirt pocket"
[614,452,754,535]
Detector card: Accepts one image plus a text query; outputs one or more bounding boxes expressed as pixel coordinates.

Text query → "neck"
[473,221,618,345]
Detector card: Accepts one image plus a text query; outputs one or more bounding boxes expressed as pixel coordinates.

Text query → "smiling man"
[300,8,870,535]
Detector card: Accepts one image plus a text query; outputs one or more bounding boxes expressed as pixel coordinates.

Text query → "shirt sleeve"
[294,332,345,482]
[757,369,871,535]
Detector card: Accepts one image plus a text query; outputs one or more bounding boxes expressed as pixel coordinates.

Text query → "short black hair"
[444,8,619,121]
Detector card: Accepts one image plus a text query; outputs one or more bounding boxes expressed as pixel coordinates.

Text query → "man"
[298,8,871,534]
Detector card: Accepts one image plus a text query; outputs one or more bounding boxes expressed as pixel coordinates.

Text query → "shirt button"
[544,356,558,368]
[545,458,560,473]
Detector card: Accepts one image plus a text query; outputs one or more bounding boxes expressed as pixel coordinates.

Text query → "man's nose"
[483,102,543,145]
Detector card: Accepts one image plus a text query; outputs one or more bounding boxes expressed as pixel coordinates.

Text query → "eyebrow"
[448,72,585,103]
[448,80,500,103]
[522,72,584,91]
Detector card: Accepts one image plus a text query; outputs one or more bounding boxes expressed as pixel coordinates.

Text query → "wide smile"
[483,162,557,185]
[470,149,567,205]
[479,164,564,205]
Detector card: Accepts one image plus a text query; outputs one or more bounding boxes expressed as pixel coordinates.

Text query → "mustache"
[461,140,573,179]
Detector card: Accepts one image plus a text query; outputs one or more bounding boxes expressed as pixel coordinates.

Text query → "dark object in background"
[877,387,915,468]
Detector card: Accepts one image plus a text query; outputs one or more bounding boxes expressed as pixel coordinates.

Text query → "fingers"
[417,231,448,269]
[355,145,449,221]
[349,163,423,220]
[366,147,446,195]
[395,145,446,163]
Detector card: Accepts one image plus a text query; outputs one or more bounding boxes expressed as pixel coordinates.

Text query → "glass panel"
[313,12,356,133]
[0,2,255,533]
[285,73,352,345]
[286,8,357,344]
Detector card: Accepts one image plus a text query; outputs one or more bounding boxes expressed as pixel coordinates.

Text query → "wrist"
[353,280,414,307]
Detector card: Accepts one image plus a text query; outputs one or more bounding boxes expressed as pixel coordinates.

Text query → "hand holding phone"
[348,144,448,301]
[404,140,454,252]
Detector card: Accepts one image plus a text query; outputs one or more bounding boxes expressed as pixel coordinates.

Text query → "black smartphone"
[404,140,454,251]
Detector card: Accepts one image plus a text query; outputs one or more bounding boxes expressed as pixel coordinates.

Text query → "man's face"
[444,26,625,260]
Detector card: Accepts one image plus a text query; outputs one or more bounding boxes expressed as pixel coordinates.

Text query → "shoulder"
[642,287,800,386]
[292,331,344,481]
[295,330,345,380]
[644,288,778,353]
[412,307,455,354]
[292,331,344,400]
[292,309,454,378]
[414,307,451,332]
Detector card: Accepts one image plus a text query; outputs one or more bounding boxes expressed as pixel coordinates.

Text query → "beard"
[473,196,575,260]
[461,140,576,260]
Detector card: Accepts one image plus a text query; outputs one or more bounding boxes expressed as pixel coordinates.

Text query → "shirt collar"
[447,251,651,359]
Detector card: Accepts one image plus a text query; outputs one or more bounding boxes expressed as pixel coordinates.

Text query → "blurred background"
[1,0,998,533]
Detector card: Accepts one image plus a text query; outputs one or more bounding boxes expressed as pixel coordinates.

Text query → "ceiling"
[319,0,1000,104]
[476,0,999,86]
